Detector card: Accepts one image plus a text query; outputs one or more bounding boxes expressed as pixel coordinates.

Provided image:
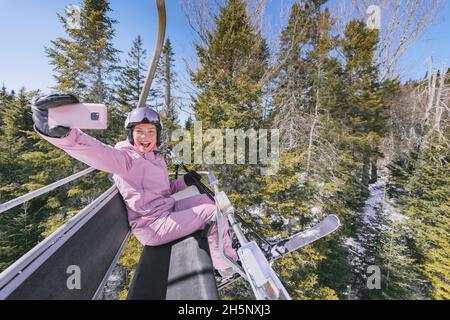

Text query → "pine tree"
[264,0,353,299]
[0,85,14,173]
[47,2,125,139]
[191,0,268,130]
[271,1,316,150]
[0,89,51,271]
[339,19,397,186]
[189,0,271,298]
[377,220,423,300]
[0,84,13,128]
[401,136,450,299]
[46,0,120,102]
[190,0,269,203]
[352,203,422,300]
[46,0,124,147]
[155,38,180,143]
[0,88,35,187]
[116,35,150,113]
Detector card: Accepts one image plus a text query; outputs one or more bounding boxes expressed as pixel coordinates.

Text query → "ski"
[268,214,341,261]
[218,214,341,290]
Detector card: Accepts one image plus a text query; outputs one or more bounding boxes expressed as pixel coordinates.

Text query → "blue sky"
[0,0,195,92]
[398,0,450,81]
[1,0,449,102]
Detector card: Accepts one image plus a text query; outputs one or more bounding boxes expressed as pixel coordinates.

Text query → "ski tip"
[326,214,341,228]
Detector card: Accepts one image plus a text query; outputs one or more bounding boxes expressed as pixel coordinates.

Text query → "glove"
[31,93,79,138]
[184,171,202,186]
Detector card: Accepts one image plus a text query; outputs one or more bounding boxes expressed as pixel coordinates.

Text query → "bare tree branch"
[333,0,443,81]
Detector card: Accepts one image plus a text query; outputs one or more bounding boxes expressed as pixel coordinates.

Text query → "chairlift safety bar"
[0,167,96,215]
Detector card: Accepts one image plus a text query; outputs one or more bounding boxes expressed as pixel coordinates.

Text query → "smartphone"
[48,103,108,130]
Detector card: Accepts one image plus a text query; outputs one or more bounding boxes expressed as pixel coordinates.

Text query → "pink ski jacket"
[36,127,187,239]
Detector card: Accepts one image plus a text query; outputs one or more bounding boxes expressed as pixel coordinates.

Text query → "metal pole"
[137,0,166,108]
[0,167,96,215]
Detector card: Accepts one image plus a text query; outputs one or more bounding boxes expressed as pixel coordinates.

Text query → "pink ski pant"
[151,194,238,270]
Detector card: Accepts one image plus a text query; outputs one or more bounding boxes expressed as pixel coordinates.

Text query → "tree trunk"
[362,153,370,186]
[370,158,378,184]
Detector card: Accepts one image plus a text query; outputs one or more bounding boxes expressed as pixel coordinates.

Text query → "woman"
[31,93,237,276]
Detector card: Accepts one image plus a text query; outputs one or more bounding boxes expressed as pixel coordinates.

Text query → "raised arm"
[36,126,132,176]
[31,93,131,176]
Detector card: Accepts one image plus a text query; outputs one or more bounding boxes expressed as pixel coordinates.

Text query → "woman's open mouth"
[139,142,152,148]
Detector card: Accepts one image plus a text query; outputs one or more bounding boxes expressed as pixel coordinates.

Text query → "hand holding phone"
[48,103,108,130]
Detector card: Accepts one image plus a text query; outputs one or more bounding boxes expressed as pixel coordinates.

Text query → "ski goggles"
[125,107,161,129]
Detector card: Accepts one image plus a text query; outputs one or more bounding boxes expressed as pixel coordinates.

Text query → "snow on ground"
[383,200,408,223]
[362,179,385,224]
[388,211,408,223]
[345,177,408,263]
[345,237,365,254]
[345,180,386,268]
[360,178,408,225]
